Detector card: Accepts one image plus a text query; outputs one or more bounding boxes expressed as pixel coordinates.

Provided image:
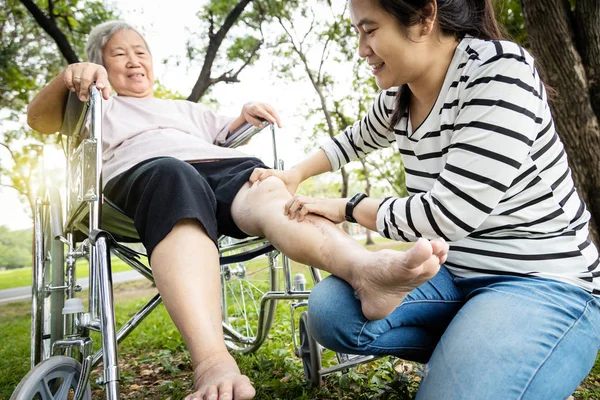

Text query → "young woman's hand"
[241,102,282,128]
[249,168,303,195]
[63,62,111,102]
[284,195,346,223]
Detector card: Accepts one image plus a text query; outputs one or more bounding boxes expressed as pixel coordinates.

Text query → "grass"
[0,280,421,400]
[1,238,599,399]
[0,258,135,291]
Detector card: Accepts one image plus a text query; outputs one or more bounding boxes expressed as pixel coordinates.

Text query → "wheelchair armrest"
[222,121,271,148]
[60,91,89,137]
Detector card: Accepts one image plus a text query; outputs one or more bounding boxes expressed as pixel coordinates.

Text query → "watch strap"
[345,193,368,223]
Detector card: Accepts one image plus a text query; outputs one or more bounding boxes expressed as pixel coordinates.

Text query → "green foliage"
[0,0,118,115]
[154,80,187,100]
[226,35,262,64]
[0,226,32,270]
[494,0,528,47]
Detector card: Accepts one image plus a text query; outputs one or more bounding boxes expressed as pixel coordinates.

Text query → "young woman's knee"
[307,276,363,352]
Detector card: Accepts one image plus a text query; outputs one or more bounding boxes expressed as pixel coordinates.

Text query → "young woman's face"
[102,29,154,98]
[349,0,424,89]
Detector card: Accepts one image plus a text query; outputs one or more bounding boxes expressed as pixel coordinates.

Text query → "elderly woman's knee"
[147,158,198,183]
[247,175,289,201]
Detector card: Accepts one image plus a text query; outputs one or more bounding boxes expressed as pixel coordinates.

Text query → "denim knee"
[308,276,365,352]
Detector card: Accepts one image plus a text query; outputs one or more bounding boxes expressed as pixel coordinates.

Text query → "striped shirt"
[321,36,600,295]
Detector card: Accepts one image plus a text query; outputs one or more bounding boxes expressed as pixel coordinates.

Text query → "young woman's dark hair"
[380,0,504,129]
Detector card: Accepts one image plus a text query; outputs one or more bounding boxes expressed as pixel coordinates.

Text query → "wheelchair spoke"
[242,281,262,319]
[224,266,270,339]
[53,373,74,399]
[239,281,252,337]
[221,256,278,353]
[41,376,55,399]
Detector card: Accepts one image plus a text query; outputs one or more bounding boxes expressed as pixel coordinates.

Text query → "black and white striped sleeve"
[377,52,545,241]
[320,90,396,170]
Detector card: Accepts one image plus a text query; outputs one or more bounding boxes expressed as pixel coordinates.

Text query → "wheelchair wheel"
[32,191,65,366]
[10,355,91,400]
[221,259,279,353]
[299,311,323,387]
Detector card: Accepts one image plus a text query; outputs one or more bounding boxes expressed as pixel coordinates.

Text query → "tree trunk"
[520,0,600,245]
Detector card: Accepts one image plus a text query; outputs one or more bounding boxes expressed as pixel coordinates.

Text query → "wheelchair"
[11,87,380,400]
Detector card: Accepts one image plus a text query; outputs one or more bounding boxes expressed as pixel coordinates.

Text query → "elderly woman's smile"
[102,29,154,98]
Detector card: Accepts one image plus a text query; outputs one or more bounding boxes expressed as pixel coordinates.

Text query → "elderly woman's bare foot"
[353,238,446,321]
[184,351,255,400]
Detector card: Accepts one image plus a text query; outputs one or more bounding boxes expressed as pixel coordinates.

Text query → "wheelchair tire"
[299,311,323,387]
[10,355,91,400]
[32,191,65,366]
[221,259,279,353]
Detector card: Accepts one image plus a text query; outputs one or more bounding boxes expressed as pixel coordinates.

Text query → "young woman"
[250,0,600,398]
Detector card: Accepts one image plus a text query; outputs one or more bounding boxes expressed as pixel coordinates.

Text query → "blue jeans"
[308,266,600,399]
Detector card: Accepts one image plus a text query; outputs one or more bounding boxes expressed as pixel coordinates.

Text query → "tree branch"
[18,0,79,64]
[364,159,404,196]
[0,142,16,162]
[47,0,54,18]
[300,9,316,49]
[0,183,26,196]
[188,0,254,102]
[209,69,237,85]
[228,39,263,81]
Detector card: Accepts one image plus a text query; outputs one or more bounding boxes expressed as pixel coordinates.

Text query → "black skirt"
[104,156,268,257]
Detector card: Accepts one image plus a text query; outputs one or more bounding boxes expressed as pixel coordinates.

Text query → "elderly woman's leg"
[150,219,255,400]
[231,176,448,321]
[105,158,257,400]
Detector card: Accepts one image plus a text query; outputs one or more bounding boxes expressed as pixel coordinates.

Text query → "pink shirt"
[101,96,249,186]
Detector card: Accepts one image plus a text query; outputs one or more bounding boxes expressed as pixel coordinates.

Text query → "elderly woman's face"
[102,29,154,98]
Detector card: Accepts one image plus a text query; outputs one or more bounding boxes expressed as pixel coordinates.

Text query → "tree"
[273,1,352,199]
[517,0,600,243]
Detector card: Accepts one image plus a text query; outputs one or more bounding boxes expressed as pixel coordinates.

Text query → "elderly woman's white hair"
[85,21,151,66]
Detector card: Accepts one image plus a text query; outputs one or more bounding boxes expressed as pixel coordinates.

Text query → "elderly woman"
[27,21,448,400]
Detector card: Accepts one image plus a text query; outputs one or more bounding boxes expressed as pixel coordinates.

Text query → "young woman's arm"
[249,90,397,193]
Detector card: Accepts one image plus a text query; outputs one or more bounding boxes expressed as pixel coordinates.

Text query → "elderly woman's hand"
[63,62,111,102]
[284,195,346,223]
[249,168,303,195]
[241,102,282,128]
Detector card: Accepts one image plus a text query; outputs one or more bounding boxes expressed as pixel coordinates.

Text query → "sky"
[0,0,355,231]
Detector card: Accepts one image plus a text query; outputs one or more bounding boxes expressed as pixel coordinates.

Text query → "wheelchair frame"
[17,87,381,400]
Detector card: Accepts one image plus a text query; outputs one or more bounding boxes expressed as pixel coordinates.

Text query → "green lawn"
[0,280,420,400]
[2,238,599,399]
[0,258,134,291]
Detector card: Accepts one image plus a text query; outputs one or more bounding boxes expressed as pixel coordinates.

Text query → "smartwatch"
[345,193,368,223]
